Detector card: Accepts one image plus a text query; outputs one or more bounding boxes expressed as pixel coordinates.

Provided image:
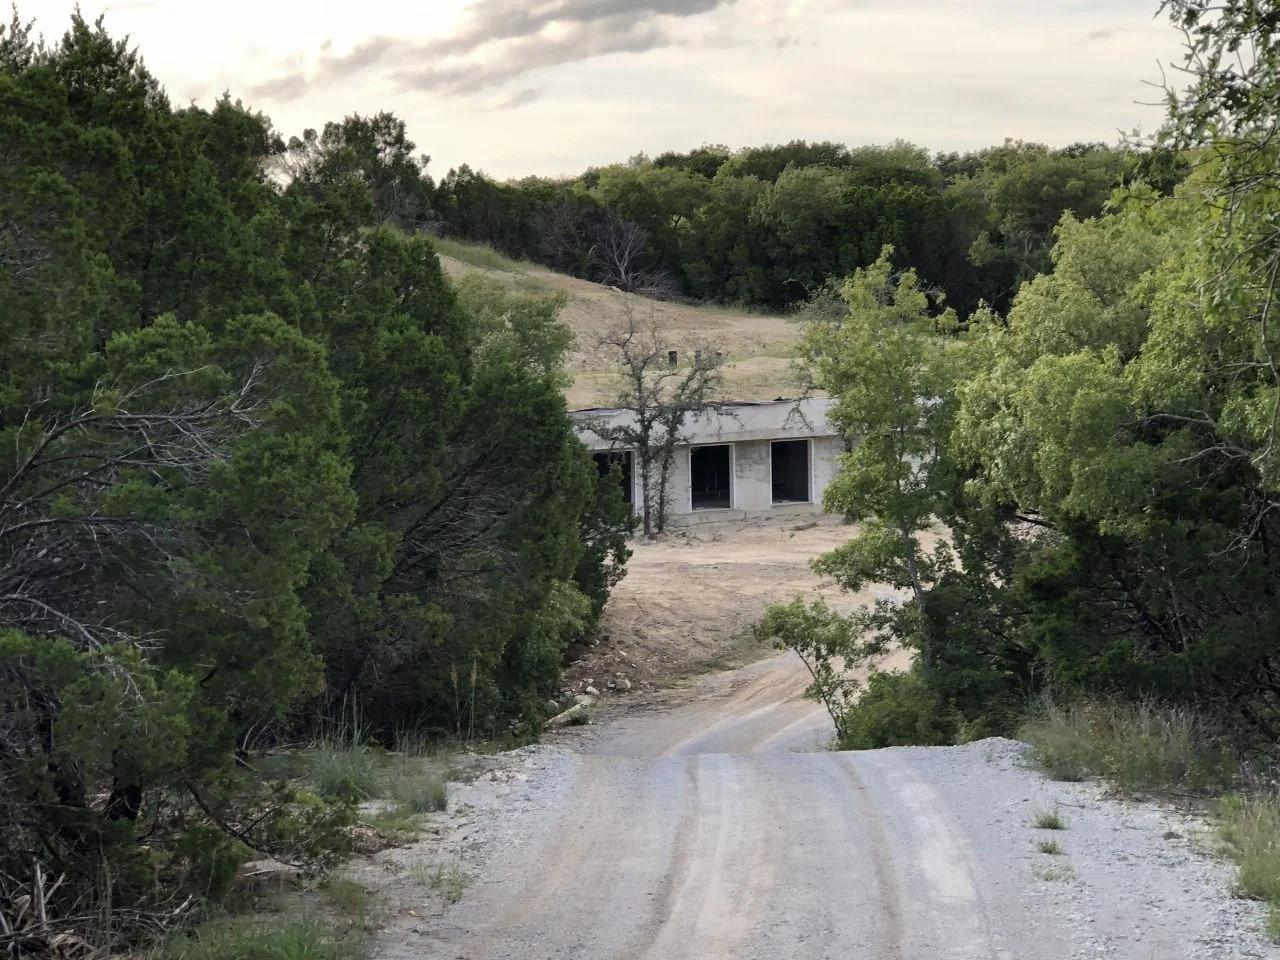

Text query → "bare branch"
[0,363,273,650]
[592,300,723,535]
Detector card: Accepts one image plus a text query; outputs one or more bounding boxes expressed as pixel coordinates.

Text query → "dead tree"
[587,215,678,300]
[593,302,722,536]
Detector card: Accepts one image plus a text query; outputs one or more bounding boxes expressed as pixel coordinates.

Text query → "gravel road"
[391,652,1277,960]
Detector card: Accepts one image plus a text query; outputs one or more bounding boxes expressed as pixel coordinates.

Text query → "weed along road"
[410,653,1273,960]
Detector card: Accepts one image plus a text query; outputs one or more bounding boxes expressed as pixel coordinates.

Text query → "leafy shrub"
[838,671,957,750]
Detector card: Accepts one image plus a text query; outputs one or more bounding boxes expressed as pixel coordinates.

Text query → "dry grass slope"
[434,240,807,409]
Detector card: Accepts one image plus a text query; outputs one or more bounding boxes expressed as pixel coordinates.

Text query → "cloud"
[249,0,733,102]
[492,87,546,110]
[247,70,310,103]
[1083,28,1121,43]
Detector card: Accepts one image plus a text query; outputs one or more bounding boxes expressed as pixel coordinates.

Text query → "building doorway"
[690,444,733,510]
[592,451,634,505]
[771,439,811,504]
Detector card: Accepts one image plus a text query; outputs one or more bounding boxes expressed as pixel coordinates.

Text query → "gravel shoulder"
[364,651,1277,960]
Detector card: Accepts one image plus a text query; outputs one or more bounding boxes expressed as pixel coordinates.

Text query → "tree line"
[761,0,1280,761]
[432,139,1185,317]
[0,12,632,933]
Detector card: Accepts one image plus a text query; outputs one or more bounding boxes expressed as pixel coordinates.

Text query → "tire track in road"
[633,753,783,960]
[832,753,907,960]
[849,750,1009,960]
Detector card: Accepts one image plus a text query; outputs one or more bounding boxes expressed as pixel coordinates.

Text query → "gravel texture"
[874,738,1274,959]
[369,654,1278,960]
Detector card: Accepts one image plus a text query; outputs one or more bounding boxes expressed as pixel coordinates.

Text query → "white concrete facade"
[574,398,846,524]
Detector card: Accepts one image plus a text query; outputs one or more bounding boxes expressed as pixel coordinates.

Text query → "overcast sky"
[19,0,1185,180]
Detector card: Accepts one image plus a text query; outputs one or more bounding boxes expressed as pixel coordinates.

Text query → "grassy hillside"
[434,240,805,409]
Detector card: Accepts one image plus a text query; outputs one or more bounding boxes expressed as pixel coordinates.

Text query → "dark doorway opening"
[593,451,634,505]
[691,445,732,510]
[771,440,811,504]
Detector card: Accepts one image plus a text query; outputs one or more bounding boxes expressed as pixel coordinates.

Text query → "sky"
[17,0,1186,180]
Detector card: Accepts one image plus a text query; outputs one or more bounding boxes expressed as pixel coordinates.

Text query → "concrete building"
[573,397,845,524]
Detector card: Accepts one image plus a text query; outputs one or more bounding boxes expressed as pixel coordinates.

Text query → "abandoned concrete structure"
[573,398,845,524]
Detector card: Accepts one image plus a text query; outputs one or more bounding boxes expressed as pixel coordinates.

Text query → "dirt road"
[400,648,1274,960]
[378,518,1271,959]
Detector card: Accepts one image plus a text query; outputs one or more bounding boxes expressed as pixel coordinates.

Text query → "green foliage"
[1218,793,1280,938]
[1032,808,1066,830]
[1038,839,1064,855]
[152,917,367,960]
[762,8,1280,754]
[434,139,1141,316]
[758,599,867,731]
[837,671,957,750]
[0,10,629,940]
[757,252,998,744]
[1021,700,1236,794]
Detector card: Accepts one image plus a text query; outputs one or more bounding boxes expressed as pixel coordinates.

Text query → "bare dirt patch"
[559,512,879,699]
[437,252,805,407]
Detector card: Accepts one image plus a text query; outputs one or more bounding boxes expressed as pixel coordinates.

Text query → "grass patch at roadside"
[1020,699,1235,794]
[1032,807,1066,830]
[387,768,449,813]
[409,859,471,904]
[1218,793,1280,939]
[1038,839,1064,855]
[264,741,454,826]
[321,878,370,917]
[1020,698,1280,939]
[309,745,384,800]
[1032,863,1075,883]
[151,917,366,960]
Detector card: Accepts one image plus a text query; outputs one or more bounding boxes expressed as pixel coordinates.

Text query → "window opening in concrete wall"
[771,439,811,504]
[593,451,634,505]
[690,444,732,510]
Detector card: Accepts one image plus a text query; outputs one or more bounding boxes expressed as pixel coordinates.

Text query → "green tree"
[758,250,981,743]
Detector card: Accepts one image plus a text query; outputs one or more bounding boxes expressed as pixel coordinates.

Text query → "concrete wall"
[813,435,844,505]
[579,398,849,525]
[576,397,839,450]
[645,434,847,525]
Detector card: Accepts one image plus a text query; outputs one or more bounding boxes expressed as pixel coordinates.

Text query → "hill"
[434,240,805,409]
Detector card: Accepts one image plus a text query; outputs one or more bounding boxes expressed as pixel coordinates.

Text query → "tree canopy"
[758,3,1280,755]
[0,9,632,930]
[432,138,1145,317]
